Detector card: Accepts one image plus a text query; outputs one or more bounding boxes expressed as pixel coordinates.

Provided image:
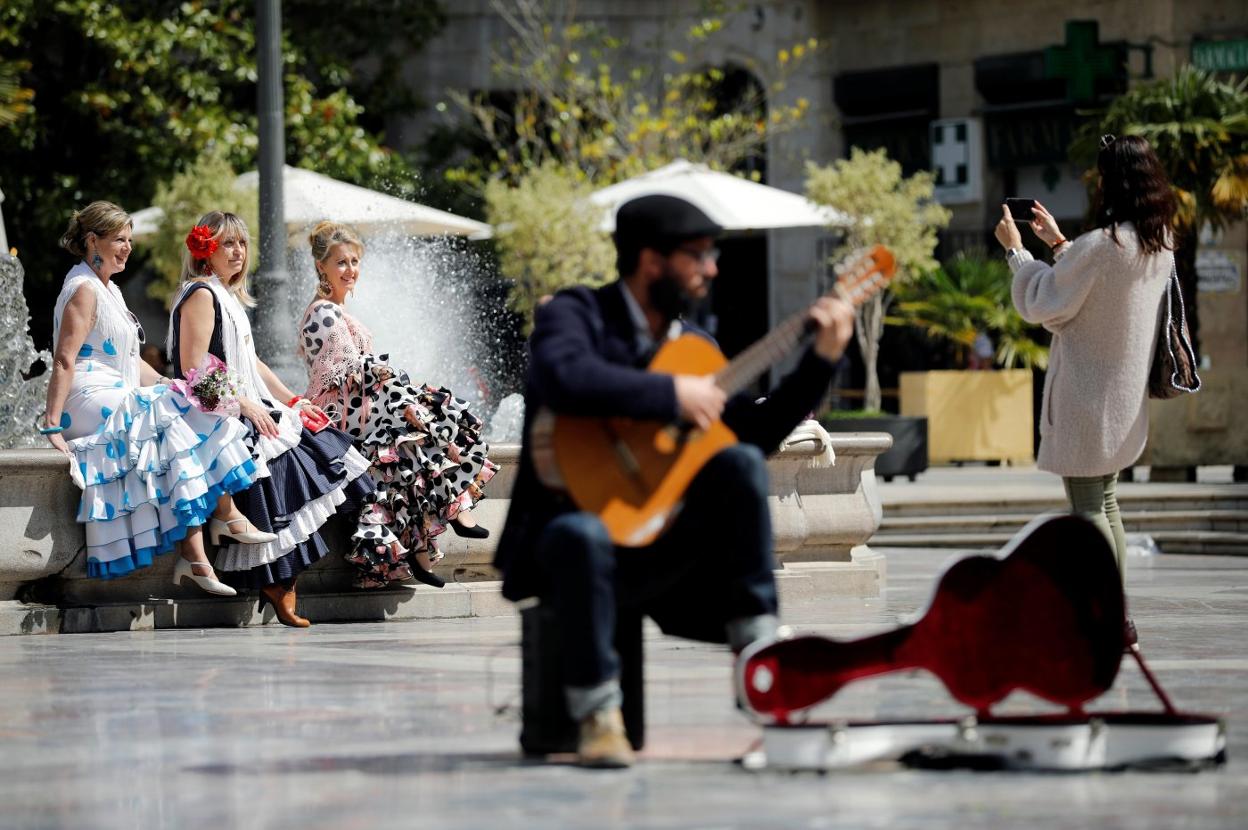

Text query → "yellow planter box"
[899,370,1034,465]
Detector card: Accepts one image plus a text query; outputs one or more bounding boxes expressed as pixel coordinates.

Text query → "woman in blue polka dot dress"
[44,202,271,593]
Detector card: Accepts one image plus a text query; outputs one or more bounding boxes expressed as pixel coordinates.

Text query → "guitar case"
[736,515,1226,772]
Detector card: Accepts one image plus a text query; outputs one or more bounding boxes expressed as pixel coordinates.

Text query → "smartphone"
[1004,198,1036,223]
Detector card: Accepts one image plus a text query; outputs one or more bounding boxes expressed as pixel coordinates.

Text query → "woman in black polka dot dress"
[298,221,498,589]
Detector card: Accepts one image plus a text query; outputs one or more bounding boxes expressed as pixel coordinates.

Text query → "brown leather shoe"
[260,583,311,628]
[577,707,634,769]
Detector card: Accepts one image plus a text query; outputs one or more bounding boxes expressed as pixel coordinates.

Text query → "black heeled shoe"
[411,567,446,589]
[449,518,490,539]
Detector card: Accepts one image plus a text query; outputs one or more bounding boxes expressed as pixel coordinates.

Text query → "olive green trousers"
[1062,473,1127,577]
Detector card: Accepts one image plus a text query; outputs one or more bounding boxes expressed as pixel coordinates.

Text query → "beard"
[649,268,695,322]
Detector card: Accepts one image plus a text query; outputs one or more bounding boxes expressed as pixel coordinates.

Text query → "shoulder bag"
[1148,258,1201,399]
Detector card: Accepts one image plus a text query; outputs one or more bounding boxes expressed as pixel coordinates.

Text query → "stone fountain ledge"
[0,435,892,635]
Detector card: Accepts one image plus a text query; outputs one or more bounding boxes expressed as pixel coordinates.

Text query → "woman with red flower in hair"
[168,211,375,626]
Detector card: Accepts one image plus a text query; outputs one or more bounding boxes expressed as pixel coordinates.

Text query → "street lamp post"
[254,0,300,385]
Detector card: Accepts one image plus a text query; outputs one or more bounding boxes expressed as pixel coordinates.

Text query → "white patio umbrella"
[130,165,492,240]
[590,159,851,233]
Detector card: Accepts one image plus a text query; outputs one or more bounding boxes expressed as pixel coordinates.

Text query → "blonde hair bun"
[59,201,132,258]
[308,221,364,264]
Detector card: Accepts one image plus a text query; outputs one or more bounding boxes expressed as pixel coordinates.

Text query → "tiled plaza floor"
[1,544,1245,829]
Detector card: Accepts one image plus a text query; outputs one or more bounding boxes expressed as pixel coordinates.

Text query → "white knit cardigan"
[1007,223,1171,477]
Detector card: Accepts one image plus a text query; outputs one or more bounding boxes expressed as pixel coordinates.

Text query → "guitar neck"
[712,245,896,396]
[713,311,813,396]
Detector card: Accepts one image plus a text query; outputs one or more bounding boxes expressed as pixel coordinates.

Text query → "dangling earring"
[88,239,103,271]
[317,270,331,297]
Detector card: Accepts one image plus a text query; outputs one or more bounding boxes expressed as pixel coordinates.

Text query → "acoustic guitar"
[530,244,897,547]
[737,515,1127,723]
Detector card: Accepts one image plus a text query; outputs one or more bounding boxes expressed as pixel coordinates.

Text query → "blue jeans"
[536,444,779,690]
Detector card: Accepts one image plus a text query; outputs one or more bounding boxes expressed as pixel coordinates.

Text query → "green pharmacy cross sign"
[1045,20,1120,102]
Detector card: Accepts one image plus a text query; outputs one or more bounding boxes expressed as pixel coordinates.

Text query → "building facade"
[394,0,1246,399]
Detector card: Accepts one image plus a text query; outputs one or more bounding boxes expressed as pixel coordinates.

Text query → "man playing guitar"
[494,194,856,768]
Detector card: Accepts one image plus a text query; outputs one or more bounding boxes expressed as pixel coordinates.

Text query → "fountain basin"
[0,435,892,627]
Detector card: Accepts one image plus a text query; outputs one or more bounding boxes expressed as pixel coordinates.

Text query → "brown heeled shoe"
[259,583,311,628]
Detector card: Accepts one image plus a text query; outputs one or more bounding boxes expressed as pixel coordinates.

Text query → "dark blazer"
[494,281,840,601]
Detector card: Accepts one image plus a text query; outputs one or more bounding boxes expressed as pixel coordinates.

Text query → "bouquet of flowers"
[171,354,241,417]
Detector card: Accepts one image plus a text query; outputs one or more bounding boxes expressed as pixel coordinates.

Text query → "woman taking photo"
[996,134,1177,574]
[46,201,267,593]
[169,211,374,625]
[297,221,497,589]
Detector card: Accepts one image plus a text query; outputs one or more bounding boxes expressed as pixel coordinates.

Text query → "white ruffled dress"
[53,263,258,578]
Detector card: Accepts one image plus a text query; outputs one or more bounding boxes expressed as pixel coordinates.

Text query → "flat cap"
[613,194,722,248]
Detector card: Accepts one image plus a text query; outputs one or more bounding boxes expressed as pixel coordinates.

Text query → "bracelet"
[287,395,305,408]
[39,425,65,435]
[1051,237,1068,248]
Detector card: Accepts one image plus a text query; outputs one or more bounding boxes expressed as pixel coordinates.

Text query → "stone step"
[1147,531,1248,555]
[880,509,1248,535]
[0,558,882,635]
[873,529,1248,555]
[881,494,1248,519]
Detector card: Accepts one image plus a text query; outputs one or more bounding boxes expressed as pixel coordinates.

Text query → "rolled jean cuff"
[727,613,780,653]
[565,678,623,722]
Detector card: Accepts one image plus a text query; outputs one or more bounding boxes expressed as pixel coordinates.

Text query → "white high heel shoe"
[172,557,237,597]
[208,516,278,546]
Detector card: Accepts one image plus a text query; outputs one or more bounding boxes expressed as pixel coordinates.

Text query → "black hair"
[1090,135,1177,255]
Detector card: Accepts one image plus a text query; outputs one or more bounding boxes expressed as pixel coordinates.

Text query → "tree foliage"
[1072,65,1248,357]
[449,0,815,327]
[484,161,614,331]
[447,0,814,190]
[0,60,33,128]
[0,0,442,342]
[1073,66,1248,230]
[805,147,951,411]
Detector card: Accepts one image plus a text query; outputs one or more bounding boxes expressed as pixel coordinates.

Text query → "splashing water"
[0,254,53,449]
[484,392,526,444]
[284,233,518,412]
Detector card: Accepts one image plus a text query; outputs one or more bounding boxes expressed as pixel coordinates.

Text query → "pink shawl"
[298,300,375,430]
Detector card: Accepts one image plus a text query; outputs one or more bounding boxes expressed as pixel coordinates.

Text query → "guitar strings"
[715,247,895,394]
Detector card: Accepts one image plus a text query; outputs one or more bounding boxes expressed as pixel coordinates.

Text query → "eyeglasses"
[674,246,720,265]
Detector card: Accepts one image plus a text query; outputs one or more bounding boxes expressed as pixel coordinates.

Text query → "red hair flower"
[185,225,219,260]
